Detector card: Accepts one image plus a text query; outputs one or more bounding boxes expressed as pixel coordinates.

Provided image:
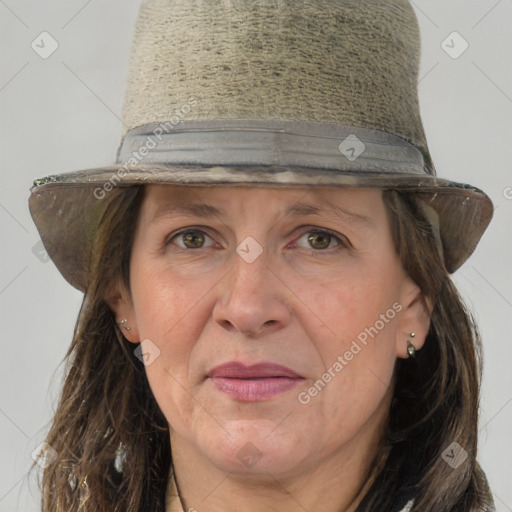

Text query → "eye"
[166,227,348,252]
[167,229,215,249]
[293,228,348,251]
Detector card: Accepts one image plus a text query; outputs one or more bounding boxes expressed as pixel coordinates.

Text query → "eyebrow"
[150,200,375,230]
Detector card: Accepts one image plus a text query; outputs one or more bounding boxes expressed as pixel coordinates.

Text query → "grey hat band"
[116,119,427,175]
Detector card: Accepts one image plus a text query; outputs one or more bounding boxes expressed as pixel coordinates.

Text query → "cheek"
[129,262,215,400]
[304,268,400,346]
[129,270,202,430]
[130,259,202,338]
[129,264,186,378]
[301,269,400,407]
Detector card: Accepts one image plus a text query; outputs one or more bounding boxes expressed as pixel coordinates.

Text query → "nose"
[212,247,292,338]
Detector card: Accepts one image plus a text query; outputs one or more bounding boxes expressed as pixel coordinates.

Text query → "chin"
[197,418,308,476]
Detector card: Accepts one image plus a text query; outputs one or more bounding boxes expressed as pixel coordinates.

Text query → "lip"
[208,362,302,379]
[208,362,304,402]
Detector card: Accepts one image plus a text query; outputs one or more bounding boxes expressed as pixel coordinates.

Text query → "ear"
[395,277,433,359]
[103,280,140,344]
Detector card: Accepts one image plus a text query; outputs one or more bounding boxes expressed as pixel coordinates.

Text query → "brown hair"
[357,190,494,511]
[31,186,493,512]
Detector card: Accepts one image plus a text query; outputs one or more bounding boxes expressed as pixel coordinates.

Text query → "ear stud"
[118,319,131,332]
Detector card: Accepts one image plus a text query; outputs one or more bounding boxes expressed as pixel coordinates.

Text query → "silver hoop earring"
[118,319,131,332]
[407,332,416,358]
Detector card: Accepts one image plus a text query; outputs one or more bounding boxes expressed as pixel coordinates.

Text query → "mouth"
[207,362,304,402]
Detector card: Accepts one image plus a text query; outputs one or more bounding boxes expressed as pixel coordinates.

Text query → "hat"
[29,0,493,292]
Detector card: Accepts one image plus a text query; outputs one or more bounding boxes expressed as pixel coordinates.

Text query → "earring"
[118,319,131,332]
[407,332,416,358]
[114,442,127,473]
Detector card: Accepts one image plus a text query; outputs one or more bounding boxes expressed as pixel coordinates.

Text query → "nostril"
[220,320,235,331]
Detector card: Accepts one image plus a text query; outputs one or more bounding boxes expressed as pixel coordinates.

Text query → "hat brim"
[29,163,494,291]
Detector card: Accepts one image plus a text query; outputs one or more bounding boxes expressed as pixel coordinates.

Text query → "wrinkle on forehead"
[142,185,383,232]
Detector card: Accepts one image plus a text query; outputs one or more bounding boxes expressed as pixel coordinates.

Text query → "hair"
[31,185,493,512]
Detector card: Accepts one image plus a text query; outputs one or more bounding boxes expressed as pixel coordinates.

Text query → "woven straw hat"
[29,0,493,292]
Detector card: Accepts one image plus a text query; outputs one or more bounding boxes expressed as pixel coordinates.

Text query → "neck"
[166,414,390,512]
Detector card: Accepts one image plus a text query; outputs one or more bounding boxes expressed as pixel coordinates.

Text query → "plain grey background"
[1,1,511,510]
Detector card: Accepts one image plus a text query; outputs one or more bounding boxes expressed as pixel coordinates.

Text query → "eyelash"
[165,226,349,254]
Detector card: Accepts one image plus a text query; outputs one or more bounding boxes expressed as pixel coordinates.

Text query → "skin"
[108,184,432,512]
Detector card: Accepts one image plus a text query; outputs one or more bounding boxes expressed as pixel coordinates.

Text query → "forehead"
[137,185,387,233]
[131,185,400,254]
[141,184,385,219]
[137,185,388,233]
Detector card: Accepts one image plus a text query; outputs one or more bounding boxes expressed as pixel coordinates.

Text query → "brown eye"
[307,231,333,250]
[170,229,213,249]
[294,229,347,252]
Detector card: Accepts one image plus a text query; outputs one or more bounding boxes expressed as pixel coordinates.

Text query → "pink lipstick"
[208,362,304,401]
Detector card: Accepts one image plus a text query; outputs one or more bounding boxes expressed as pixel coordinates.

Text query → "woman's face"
[112,184,430,478]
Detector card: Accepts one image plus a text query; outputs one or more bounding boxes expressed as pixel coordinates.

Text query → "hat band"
[117,119,427,175]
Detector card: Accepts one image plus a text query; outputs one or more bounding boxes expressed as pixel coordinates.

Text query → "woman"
[28,0,496,511]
